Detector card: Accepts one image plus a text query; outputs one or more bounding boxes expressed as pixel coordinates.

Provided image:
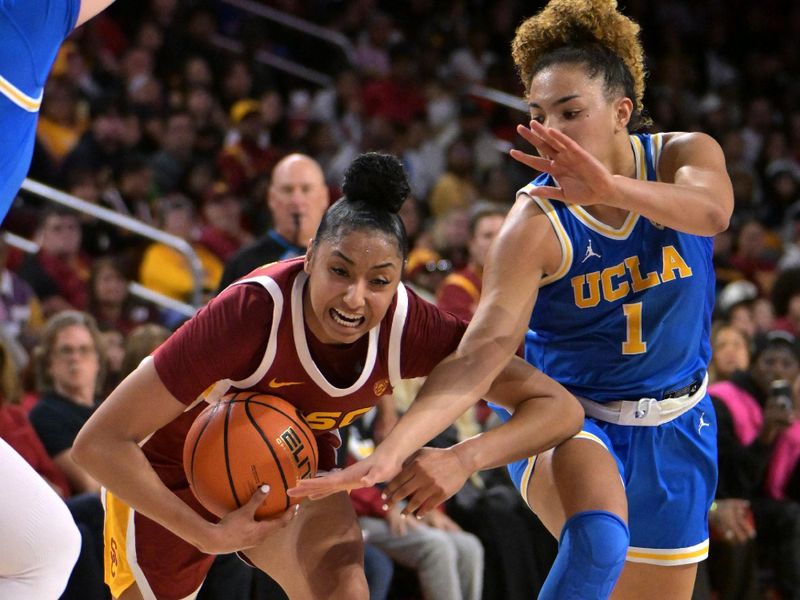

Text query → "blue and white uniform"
[497,133,717,566]
[0,0,81,221]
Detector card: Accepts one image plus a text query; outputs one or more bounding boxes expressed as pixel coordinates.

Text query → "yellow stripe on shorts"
[103,489,137,598]
[627,539,709,566]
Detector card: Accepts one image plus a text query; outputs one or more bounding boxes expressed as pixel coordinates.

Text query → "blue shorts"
[494,394,717,566]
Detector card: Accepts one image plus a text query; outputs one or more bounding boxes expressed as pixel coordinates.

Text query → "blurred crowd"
[1,0,800,598]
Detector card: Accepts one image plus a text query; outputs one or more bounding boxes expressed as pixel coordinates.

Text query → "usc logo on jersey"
[373,379,389,396]
[304,406,374,430]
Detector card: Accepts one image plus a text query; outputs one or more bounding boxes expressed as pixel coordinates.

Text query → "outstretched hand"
[510,120,616,206]
[287,453,403,500]
[383,447,472,518]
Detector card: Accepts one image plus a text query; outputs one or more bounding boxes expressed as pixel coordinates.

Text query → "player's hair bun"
[342,152,410,214]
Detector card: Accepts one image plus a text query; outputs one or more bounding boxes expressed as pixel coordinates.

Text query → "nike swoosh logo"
[269,378,304,388]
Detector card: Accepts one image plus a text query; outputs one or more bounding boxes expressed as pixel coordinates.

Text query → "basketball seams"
[243,398,292,512]
[187,402,220,498]
[184,393,318,520]
[222,401,243,508]
[223,396,318,471]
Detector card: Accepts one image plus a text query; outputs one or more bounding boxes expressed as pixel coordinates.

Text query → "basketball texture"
[183,392,318,519]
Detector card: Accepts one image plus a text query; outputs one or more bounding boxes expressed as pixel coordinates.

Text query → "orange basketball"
[183,392,318,520]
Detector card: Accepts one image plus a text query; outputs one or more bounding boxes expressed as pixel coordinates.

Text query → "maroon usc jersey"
[146,257,467,480]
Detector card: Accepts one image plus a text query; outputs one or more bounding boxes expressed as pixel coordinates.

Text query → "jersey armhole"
[203,276,284,403]
[387,283,409,391]
[522,194,573,286]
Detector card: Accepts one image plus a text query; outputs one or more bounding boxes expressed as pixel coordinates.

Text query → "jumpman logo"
[581,239,602,263]
[698,412,710,434]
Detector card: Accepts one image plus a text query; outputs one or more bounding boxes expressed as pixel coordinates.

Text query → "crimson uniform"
[104,258,467,600]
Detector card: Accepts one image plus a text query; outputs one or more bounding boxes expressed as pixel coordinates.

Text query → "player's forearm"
[376,339,513,464]
[608,175,730,236]
[454,392,583,473]
[73,437,214,549]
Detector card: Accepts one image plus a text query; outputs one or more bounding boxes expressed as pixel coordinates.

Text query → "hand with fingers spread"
[510,120,616,206]
[198,485,299,554]
[287,451,403,501]
[383,446,472,518]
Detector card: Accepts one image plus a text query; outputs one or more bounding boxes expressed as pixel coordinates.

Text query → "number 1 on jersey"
[622,302,647,354]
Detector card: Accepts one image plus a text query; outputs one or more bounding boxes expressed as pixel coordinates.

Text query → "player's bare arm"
[76,0,117,27]
[289,195,565,498]
[383,356,582,516]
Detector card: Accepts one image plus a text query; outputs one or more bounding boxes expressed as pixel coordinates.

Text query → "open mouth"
[330,308,365,328]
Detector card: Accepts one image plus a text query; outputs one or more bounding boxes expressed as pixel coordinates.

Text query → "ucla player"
[290,1,733,599]
[1,1,119,598]
[0,0,116,219]
[72,153,580,600]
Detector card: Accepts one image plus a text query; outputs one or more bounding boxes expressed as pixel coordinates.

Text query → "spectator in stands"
[403,247,452,304]
[198,181,253,263]
[88,257,157,335]
[716,279,760,340]
[0,335,69,497]
[150,111,197,195]
[218,153,329,289]
[27,310,119,600]
[310,69,364,150]
[447,29,496,85]
[709,332,800,599]
[440,97,503,181]
[429,138,480,217]
[139,195,223,304]
[730,219,780,295]
[348,426,484,600]
[102,154,156,224]
[185,84,227,160]
[35,76,87,172]
[353,12,394,78]
[217,99,283,195]
[17,208,92,317]
[29,310,106,494]
[772,268,800,337]
[437,202,506,320]
[709,322,751,384]
[362,43,427,126]
[60,98,129,186]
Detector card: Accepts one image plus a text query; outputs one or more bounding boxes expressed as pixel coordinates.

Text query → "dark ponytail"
[313,153,410,258]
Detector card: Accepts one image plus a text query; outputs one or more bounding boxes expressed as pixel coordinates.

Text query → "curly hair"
[512,0,650,130]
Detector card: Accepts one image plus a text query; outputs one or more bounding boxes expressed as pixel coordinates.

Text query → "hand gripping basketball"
[183,392,318,519]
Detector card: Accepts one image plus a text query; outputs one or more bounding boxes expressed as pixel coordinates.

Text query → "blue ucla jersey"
[0,0,80,221]
[523,133,714,402]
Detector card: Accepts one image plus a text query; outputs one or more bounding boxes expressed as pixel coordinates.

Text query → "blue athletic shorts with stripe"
[492,393,718,566]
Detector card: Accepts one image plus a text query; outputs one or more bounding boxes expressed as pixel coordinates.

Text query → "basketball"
[183,392,318,520]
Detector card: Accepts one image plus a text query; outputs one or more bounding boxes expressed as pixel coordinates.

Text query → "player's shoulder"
[659,131,722,157]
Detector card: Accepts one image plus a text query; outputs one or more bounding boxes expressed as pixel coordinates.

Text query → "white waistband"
[577,373,708,426]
